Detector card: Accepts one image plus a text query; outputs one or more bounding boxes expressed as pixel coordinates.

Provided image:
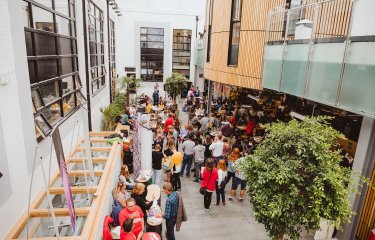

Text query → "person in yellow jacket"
[170,147,182,191]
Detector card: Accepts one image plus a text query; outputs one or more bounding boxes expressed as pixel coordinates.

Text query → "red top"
[103,215,114,240]
[122,232,136,240]
[164,117,174,133]
[246,120,256,135]
[142,232,161,240]
[201,168,218,191]
[119,206,144,239]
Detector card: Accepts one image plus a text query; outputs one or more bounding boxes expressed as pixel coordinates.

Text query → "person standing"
[164,113,174,135]
[227,148,241,187]
[170,146,182,191]
[163,182,179,240]
[193,138,206,183]
[215,160,227,205]
[163,139,175,182]
[229,157,247,202]
[153,90,159,106]
[180,133,195,178]
[209,134,224,166]
[221,123,235,144]
[152,144,164,186]
[119,198,144,240]
[200,159,218,211]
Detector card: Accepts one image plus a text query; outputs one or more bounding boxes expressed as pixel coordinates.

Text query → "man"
[163,182,179,240]
[152,90,159,106]
[180,133,195,177]
[152,144,164,186]
[200,114,210,134]
[193,138,205,183]
[209,134,224,165]
[194,87,200,97]
[221,123,234,144]
[229,157,247,202]
[164,113,174,134]
[119,198,144,240]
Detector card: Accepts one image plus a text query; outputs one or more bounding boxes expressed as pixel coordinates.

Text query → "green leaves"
[239,116,366,240]
[164,72,189,101]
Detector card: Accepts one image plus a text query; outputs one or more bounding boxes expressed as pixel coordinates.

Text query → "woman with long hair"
[200,159,218,211]
[163,139,175,182]
[215,160,227,205]
[119,165,135,190]
[111,182,129,226]
[131,183,152,223]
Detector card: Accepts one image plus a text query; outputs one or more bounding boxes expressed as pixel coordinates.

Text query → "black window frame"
[22,0,82,141]
[227,0,242,66]
[172,29,192,79]
[206,0,214,63]
[109,19,116,73]
[140,27,164,82]
[88,0,106,95]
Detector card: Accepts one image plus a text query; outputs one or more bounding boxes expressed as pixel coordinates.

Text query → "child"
[215,160,227,205]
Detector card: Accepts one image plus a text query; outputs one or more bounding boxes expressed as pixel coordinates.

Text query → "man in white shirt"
[209,134,224,166]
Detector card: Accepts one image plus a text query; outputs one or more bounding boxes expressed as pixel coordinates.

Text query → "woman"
[227,148,241,187]
[131,183,152,223]
[119,165,136,190]
[203,135,213,165]
[222,138,231,159]
[200,159,218,211]
[215,160,227,205]
[163,139,175,182]
[112,182,130,226]
[170,146,183,191]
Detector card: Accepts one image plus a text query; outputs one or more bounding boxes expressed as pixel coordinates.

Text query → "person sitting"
[158,99,165,111]
[196,104,205,116]
[145,100,152,113]
[119,165,136,190]
[121,219,136,240]
[119,198,144,240]
[112,182,130,226]
[131,183,153,224]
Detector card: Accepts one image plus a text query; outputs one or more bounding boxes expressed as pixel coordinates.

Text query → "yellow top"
[170,152,183,168]
[145,104,152,113]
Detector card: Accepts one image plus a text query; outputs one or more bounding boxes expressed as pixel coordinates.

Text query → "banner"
[52,127,76,231]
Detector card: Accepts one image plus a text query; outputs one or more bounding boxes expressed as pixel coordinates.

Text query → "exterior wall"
[204,0,286,90]
[0,0,117,237]
[351,0,375,36]
[116,0,206,96]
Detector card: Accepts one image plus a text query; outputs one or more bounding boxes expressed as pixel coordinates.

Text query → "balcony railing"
[262,0,375,117]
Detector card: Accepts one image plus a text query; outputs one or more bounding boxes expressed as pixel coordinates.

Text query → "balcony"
[261,0,375,117]
[194,37,205,68]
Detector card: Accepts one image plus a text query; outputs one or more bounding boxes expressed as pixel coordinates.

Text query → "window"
[206,0,214,62]
[109,19,116,73]
[23,0,81,139]
[140,27,164,82]
[173,29,192,79]
[228,0,242,66]
[283,0,306,36]
[88,1,106,94]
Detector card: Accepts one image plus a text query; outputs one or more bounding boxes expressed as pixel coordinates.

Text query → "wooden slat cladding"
[205,0,285,90]
[356,164,375,240]
[204,0,352,90]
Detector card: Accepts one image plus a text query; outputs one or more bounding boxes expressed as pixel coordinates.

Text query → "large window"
[228,0,242,66]
[140,27,164,82]
[22,0,82,139]
[283,0,306,36]
[109,19,116,73]
[173,29,192,79]
[88,1,106,94]
[206,0,214,62]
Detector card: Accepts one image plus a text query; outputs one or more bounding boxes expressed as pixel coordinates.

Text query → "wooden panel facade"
[204,0,352,90]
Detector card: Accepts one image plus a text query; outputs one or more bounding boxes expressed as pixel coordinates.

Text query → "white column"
[139,113,153,171]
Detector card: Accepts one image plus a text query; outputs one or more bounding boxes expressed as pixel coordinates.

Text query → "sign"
[52,127,76,231]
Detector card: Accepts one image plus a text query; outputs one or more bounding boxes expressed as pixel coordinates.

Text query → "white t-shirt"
[218,169,227,186]
[209,140,224,157]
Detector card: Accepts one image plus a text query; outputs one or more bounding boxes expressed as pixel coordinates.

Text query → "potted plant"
[100,103,122,131]
[164,72,189,110]
[120,75,142,108]
[239,117,368,240]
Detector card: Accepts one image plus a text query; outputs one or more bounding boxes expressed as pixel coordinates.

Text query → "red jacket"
[201,168,218,191]
[164,117,174,133]
[103,215,114,240]
[246,120,256,135]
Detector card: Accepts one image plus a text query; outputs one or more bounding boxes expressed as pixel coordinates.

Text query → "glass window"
[35,33,56,55]
[60,57,73,75]
[25,31,33,56]
[228,0,242,66]
[34,115,52,136]
[173,29,191,79]
[54,0,69,16]
[63,93,75,115]
[42,103,62,125]
[62,76,74,96]
[28,61,37,84]
[39,80,60,105]
[33,6,54,32]
[31,88,44,109]
[34,0,52,8]
[56,16,70,36]
[59,37,72,55]
[37,59,58,81]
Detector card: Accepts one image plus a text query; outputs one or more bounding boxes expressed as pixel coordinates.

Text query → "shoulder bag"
[199,170,212,195]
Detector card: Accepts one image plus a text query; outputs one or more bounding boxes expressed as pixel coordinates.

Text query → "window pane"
[42,103,62,125]
[59,37,72,55]
[28,61,37,84]
[229,22,240,65]
[37,59,58,81]
[54,0,69,16]
[90,56,97,67]
[73,57,78,71]
[35,33,56,55]
[89,28,95,42]
[60,57,73,75]
[40,81,60,105]
[72,40,77,54]
[62,76,74,96]
[63,93,75,115]
[35,115,52,135]
[34,0,52,8]
[148,28,163,35]
[92,80,99,92]
[21,1,30,27]
[25,31,33,56]
[56,16,70,36]
[33,7,55,32]
[31,88,44,109]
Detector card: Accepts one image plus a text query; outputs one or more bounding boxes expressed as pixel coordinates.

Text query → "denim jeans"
[180,154,193,177]
[152,169,162,186]
[216,185,226,203]
[166,216,177,240]
[195,162,203,181]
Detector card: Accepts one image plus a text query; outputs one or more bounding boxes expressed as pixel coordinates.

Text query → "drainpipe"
[82,0,92,130]
[107,0,112,103]
[194,16,199,88]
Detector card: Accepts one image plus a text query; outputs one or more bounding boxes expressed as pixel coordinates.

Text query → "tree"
[164,72,189,104]
[239,117,367,240]
[121,76,141,107]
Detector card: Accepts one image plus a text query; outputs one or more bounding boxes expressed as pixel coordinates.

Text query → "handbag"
[162,157,171,171]
[199,170,213,195]
[219,176,227,189]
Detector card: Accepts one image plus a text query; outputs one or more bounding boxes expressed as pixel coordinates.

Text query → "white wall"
[350,0,375,36]
[116,0,206,95]
[0,0,118,237]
